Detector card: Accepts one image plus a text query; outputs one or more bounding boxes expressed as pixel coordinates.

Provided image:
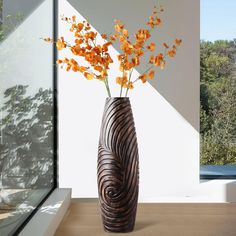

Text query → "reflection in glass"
[0,0,55,235]
[200,0,236,178]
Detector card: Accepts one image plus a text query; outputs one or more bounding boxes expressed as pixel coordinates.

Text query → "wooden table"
[55,200,236,236]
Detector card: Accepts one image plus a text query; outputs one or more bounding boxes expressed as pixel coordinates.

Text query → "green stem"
[120,85,123,97]
[120,63,125,97]
[125,68,134,97]
[103,79,111,97]
[105,76,111,97]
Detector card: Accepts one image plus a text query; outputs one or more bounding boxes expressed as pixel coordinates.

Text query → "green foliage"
[0,12,24,42]
[200,40,236,165]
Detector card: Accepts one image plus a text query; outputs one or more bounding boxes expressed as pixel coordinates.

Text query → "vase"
[97,97,139,233]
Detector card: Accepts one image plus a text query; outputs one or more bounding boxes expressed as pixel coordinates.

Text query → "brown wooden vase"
[97,97,139,233]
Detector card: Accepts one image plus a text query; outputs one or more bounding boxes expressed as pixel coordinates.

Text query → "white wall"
[58,0,236,202]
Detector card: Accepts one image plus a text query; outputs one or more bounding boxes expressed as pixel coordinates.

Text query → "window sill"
[19,188,71,236]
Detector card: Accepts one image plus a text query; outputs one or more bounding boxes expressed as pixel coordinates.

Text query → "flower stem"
[105,77,111,97]
[103,77,111,97]
[120,85,123,97]
[125,68,134,97]
[120,63,125,97]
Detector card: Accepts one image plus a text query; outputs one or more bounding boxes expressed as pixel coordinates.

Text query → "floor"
[55,200,236,236]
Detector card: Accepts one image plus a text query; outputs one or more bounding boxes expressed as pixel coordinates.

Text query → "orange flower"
[70,24,76,32]
[116,76,122,84]
[61,16,69,22]
[78,66,88,73]
[110,33,119,41]
[104,53,113,64]
[114,22,124,32]
[44,37,53,42]
[135,49,144,57]
[101,70,108,77]
[66,65,71,71]
[135,29,151,42]
[174,38,182,45]
[116,75,128,86]
[86,31,97,41]
[117,54,125,61]
[119,35,126,42]
[167,49,176,57]
[85,23,91,31]
[154,53,164,66]
[75,39,83,45]
[84,72,94,80]
[131,57,140,66]
[94,65,103,72]
[133,41,143,50]
[120,41,133,55]
[147,16,161,28]
[71,45,84,56]
[44,6,182,97]
[147,16,155,28]
[128,82,134,89]
[56,59,63,64]
[96,75,104,81]
[147,42,156,52]
[56,37,66,50]
[139,74,147,83]
[125,61,133,70]
[119,63,124,72]
[72,66,78,72]
[102,42,112,52]
[101,34,107,39]
[163,42,169,49]
[123,82,134,89]
[64,58,78,72]
[156,18,161,26]
[76,23,84,32]
[149,55,154,64]
[122,29,129,37]
[86,45,92,50]
[62,58,69,63]
[69,58,77,65]
[72,15,76,22]
[92,45,102,54]
[148,70,155,79]
[160,61,166,70]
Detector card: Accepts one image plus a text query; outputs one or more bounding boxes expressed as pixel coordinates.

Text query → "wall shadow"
[66,0,200,131]
[0,86,54,190]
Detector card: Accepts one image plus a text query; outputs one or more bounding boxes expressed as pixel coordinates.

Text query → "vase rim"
[106,97,130,99]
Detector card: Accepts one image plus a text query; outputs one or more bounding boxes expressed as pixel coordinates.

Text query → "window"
[200,0,236,179]
[0,0,57,235]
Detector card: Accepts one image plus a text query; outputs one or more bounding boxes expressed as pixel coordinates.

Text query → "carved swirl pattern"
[97,98,139,233]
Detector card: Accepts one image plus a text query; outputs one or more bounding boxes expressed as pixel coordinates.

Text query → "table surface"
[55,200,236,236]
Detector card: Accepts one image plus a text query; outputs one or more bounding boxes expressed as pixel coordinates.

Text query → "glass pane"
[200,0,236,178]
[0,0,55,234]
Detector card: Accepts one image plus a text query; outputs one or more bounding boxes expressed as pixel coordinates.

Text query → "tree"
[200,40,236,165]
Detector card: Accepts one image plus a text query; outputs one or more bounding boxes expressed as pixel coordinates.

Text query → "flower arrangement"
[44,5,182,97]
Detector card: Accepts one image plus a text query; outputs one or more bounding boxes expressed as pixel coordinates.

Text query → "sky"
[201,0,236,42]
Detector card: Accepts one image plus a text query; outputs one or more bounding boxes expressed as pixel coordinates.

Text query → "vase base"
[104,227,134,233]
